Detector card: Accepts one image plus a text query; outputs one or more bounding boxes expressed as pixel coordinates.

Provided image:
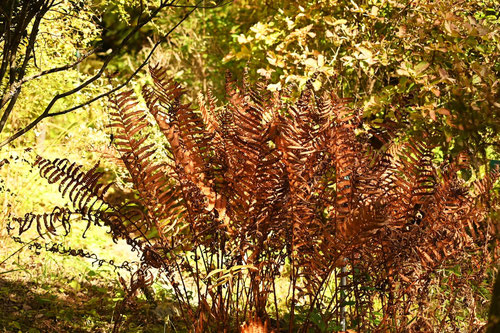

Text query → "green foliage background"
[0,0,499,331]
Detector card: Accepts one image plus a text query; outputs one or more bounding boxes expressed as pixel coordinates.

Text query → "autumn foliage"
[8,66,498,332]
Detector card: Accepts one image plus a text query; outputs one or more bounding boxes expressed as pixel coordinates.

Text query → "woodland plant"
[224,0,500,161]
[0,0,225,149]
[5,66,499,332]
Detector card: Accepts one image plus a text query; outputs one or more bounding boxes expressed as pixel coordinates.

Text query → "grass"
[0,224,179,333]
[0,113,191,332]
[0,271,167,332]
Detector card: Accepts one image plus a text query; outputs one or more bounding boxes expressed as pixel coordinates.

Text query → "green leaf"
[69,280,81,291]
[415,61,430,74]
[324,16,348,26]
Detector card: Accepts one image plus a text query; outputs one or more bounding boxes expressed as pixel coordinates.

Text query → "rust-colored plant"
[8,66,498,332]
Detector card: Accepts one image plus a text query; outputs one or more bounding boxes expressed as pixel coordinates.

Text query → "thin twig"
[0,0,231,148]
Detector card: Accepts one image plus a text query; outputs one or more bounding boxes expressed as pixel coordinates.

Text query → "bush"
[6,66,498,332]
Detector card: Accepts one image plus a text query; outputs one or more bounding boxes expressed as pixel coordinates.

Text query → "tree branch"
[0,0,174,146]
[0,0,222,148]
[48,5,195,118]
[0,1,50,133]
[0,49,96,110]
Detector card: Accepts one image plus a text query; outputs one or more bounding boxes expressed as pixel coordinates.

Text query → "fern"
[6,66,498,332]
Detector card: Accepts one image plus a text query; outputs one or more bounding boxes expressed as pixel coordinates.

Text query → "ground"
[0,224,177,333]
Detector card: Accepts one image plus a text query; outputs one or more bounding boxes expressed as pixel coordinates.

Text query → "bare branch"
[48,5,196,118]
[0,49,96,110]
[165,0,233,8]
[0,0,212,148]
[0,1,51,133]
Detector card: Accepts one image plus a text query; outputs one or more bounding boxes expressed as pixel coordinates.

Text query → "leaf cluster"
[224,0,500,161]
[6,67,499,331]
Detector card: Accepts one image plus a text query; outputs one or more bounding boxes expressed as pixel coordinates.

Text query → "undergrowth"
[2,66,498,332]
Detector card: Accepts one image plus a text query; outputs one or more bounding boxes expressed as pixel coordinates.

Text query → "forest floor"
[0,273,159,333]
[0,226,178,332]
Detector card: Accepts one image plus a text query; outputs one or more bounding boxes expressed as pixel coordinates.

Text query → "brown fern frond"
[34,156,111,214]
[144,66,228,230]
[109,90,184,242]
[10,206,71,238]
[27,156,159,253]
[385,139,436,228]
[8,67,498,332]
[198,90,219,134]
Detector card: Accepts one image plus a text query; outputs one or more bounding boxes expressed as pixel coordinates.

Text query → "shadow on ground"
[0,276,165,332]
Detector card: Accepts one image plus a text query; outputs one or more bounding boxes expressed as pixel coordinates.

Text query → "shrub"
[7,66,498,332]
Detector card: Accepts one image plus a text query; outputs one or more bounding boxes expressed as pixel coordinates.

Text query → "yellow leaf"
[237,34,249,44]
[356,46,375,64]
[266,51,277,66]
[257,68,272,79]
[235,45,251,60]
[318,54,325,67]
[206,268,226,280]
[397,63,410,76]
[267,82,282,92]
[359,47,372,58]
[312,80,322,91]
[304,58,318,68]
[324,16,347,26]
